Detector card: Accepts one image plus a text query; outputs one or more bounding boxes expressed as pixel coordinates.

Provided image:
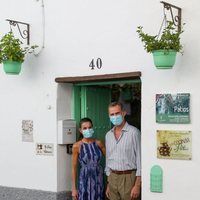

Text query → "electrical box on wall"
[57,119,76,144]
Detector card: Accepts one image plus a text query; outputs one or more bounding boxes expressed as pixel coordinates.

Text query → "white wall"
[139,1,200,199]
[56,83,73,191]
[0,0,200,199]
[0,0,58,192]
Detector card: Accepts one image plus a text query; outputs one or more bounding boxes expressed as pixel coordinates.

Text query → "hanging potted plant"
[136,21,184,69]
[0,32,37,75]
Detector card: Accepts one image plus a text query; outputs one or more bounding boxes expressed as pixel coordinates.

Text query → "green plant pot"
[152,50,177,69]
[3,61,22,75]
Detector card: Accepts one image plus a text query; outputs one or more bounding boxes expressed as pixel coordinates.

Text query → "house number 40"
[89,58,102,70]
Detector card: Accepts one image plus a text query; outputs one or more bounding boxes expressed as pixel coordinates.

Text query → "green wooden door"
[81,86,111,141]
[73,85,111,141]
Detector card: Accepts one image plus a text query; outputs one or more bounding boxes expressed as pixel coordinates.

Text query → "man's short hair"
[108,102,124,111]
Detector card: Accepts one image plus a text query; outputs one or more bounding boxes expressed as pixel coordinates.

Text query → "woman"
[72,117,106,200]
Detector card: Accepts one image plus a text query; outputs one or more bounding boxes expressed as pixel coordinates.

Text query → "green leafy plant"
[0,32,37,64]
[136,21,184,54]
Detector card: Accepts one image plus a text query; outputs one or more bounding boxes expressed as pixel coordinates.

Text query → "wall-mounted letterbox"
[57,119,76,144]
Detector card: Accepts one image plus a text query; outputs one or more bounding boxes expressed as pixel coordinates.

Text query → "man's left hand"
[130,185,140,199]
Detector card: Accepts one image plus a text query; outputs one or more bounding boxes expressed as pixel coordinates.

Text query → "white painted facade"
[0,0,199,199]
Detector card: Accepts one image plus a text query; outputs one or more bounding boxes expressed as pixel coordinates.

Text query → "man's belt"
[111,169,136,175]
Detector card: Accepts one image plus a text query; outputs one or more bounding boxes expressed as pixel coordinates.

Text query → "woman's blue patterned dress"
[78,141,104,200]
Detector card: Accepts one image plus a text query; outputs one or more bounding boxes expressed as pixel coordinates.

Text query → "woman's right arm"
[72,143,79,199]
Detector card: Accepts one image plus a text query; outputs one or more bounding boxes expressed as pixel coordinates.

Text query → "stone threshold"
[0,186,72,200]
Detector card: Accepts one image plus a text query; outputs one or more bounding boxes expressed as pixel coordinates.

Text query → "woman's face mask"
[82,128,94,138]
[110,114,123,126]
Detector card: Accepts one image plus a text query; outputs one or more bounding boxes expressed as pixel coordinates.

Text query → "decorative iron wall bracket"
[160,1,182,32]
[6,19,30,45]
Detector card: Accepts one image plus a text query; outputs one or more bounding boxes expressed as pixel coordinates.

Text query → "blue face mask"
[110,114,123,126]
[82,128,94,138]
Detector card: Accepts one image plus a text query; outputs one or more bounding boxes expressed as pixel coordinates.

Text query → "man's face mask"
[110,114,123,126]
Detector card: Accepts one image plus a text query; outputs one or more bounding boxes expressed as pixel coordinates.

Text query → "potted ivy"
[0,32,37,75]
[136,21,184,69]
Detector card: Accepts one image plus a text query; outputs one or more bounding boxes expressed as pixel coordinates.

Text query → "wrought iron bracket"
[160,1,182,32]
[6,19,30,45]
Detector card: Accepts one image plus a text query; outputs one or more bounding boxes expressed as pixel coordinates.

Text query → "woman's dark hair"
[79,117,93,128]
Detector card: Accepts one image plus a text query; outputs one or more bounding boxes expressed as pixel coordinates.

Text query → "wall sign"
[22,120,33,142]
[36,143,54,156]
[156,93,190,123]
[157,130,192,160]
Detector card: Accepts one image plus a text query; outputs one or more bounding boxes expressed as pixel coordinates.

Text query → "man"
[105,102,141,200]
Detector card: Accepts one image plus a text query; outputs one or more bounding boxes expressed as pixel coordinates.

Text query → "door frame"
[55,71,142,194]
[55,71,141,83]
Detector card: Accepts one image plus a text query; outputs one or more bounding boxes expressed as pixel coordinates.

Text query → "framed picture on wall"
[157,130,192,160]
[156,93,190,123]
